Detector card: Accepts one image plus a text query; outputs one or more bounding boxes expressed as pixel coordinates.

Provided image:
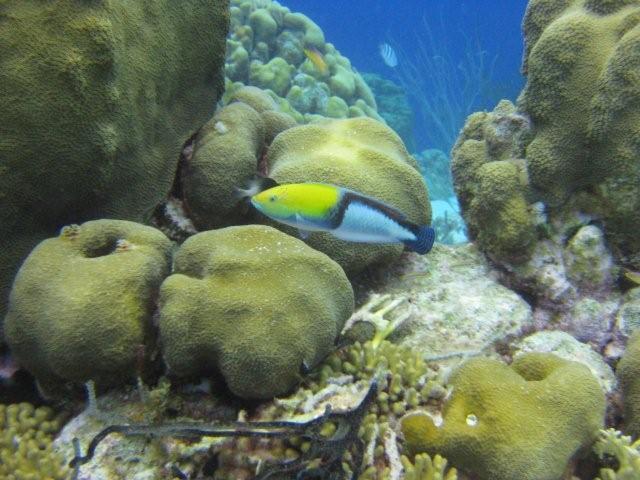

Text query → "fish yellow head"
[251,183,340,222]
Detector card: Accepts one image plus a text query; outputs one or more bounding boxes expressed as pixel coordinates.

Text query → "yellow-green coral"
[594,429,640,480]
[158,225,354,399]
[451,101,536,262]
[401,353,606,480]
[618,331,640,438]
[0,403,68,480]
[4,220,173,393]
[265,117,431,274]
[0,0,228,324]
[225,0,382,124]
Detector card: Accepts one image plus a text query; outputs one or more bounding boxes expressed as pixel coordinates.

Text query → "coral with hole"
[453,0,640,272]
[4,220,173,395]
[264,117,431,274]
[0,403,68,480]
[158,225,354,399]
[401,353,606,480]
[224,0,382,124]
[0,0,228,327]
[618,332,640,438]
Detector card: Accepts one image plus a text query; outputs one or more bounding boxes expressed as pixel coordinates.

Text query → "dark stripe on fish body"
[329,190,418,233]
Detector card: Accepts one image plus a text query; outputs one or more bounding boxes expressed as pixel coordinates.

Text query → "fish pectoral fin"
[298,229,310,240]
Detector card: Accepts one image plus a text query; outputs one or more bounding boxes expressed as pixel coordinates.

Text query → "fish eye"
[269,195,277,202]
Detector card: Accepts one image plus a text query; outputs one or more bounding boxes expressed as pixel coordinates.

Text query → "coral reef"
[0,0,229,325]
[399,454,458,480]
[264,117,431,274]
[618,332,640,438]
[453,0,640,272]
[594,429,640,480]
[224,0,382,124]
[0,402,68,479]
[430,200,467,245]
[362,73,416,152]
[158,225,354,399]
[4,220,173,394]
[401,353,606,480]
[414,149,456,202]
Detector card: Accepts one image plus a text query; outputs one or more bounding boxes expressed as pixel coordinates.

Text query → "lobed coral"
[0,0,229,326]
[4,220,173,394]
[224,0,382,124]
[401,353,606,480]
[453,0,640,271]
[0,403,68,480]
[265,117,431,274]
[158,225,354,399]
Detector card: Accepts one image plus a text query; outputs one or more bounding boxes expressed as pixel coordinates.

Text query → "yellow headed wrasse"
[303,46,329,75]
[242,179,435,254]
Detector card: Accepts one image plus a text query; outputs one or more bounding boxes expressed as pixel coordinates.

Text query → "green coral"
[181,86,296,230]
[265,117,431,274]
[0,403,68,480]
[4,220,172,393]
[451,101,536,262]
[594,429,640,480]
[158,225,354,399]
[618,331,640,438]
[401,353,606,480]
[225,0,382,124]
[0,0,228,324]
[400,454,458,480]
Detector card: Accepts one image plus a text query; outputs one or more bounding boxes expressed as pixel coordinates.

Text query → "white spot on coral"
[214,121,228,134]
[466,413,478,427]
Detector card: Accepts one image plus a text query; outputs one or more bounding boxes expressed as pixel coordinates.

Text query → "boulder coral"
[225,0,382,124]
[401,353,605,480]
[158,225,354,399]
[179,86,295,231]
[264,117,431,274]
[453,0,640,270]
[4,220,173,394]
[618,332,640,438]
[0,0,229,327]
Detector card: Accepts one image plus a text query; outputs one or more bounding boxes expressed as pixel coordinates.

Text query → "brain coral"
[4,220,172,394]
[453,0,640,269]
[224,0,382,124]
[0,0,228,328]
[265,117,431,274]
[158,225,354,399]
[401,353,605,480]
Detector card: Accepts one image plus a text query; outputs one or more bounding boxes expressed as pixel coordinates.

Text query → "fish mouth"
[250,198,263,213]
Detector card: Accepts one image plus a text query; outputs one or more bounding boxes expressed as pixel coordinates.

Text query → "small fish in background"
[239,178,435,254]
[303,46,329,75]
[379,42,398,68]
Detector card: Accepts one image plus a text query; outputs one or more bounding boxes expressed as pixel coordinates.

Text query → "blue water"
[284,0,528,154]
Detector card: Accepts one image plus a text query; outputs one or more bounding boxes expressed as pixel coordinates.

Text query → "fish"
[303,46,329,75]
[244,179,435,254]
[379,42,398,68]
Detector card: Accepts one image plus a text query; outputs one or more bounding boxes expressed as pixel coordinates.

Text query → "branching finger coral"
[594,429,640,480]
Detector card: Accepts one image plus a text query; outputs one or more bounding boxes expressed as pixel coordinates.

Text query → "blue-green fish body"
[248,181,435,254]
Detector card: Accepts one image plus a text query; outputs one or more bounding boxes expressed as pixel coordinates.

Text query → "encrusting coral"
[0,403,68,480]
[0,0,229,326]
[265,117,431,274]
[158,225,354,399]
[224,0,382,124]
[4,220,173,394]
[401,353,606,480]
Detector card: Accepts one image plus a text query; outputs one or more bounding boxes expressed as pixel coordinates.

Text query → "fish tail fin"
[233,175,279,202]
[403,225,435,254]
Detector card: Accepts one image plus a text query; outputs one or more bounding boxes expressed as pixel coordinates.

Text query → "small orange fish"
[303,46,328,75]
